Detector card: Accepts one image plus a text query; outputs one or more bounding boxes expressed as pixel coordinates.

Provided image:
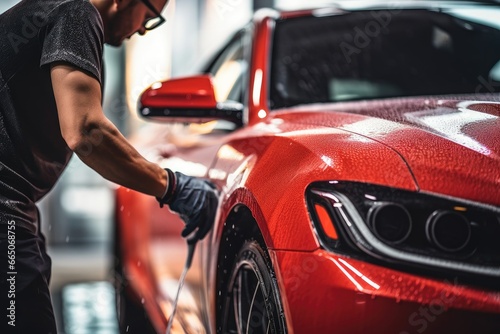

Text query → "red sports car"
[114,2,500,333]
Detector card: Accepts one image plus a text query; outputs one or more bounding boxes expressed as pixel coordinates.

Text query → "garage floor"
[49,244,119,334]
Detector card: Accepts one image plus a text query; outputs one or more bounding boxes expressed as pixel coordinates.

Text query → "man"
[0,0,217,332]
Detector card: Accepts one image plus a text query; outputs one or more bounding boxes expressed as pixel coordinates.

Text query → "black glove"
[157,169,218,240]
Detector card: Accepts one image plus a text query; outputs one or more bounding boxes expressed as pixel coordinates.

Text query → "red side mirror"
[138,74,243,125]
[140,74,217,109]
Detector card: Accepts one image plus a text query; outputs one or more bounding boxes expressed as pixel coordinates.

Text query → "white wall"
[0,0,20,12]
[200,0,253,61]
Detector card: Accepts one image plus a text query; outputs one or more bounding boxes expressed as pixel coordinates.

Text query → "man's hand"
[159,170,218,240]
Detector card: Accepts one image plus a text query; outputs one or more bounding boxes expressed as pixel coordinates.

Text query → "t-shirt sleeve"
[40,0,104,84]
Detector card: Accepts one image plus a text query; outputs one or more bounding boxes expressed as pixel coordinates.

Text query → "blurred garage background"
[0,0,306,332]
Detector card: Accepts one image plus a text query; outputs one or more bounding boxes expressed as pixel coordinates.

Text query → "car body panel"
[273,249,500,333]
[208,119,418,252]
[272,98,500,205]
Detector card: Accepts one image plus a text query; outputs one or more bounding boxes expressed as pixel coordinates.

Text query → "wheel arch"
[215,201,266,329]
[214,200,293,333]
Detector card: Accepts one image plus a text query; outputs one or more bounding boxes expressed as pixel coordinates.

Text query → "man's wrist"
[157,168,177,208]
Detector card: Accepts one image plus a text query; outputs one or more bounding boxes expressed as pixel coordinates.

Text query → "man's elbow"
[62,125,104,156]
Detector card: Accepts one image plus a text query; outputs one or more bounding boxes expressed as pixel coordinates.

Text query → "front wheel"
[220,241,288,334]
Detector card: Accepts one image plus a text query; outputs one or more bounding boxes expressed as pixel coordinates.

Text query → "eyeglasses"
[139,0,166,31]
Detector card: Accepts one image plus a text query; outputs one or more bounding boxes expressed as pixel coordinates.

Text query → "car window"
[270,6,500,109]
[208,30,251,105]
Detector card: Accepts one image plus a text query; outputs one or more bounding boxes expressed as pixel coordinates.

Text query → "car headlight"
[306,181,500,284]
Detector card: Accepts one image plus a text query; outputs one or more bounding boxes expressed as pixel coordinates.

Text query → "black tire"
[113,225,156,334]
[220,241,287,334]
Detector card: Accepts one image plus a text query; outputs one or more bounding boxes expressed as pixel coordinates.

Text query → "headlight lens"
[306,181,500,281]
[426,210,471,252]
[368,202,412,244]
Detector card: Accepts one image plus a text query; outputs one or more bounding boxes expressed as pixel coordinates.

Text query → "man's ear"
[114,0,133,10]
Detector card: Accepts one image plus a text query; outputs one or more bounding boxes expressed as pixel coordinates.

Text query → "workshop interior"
[1,0,499,333]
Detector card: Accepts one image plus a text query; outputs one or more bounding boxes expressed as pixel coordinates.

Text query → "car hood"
[274,96,500,205]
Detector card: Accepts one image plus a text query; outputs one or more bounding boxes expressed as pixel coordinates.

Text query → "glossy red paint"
[209,119,418,252]
[273,249,500,333]
[272,98,500,205]
[115,5,500,334]
[248,14,273,124]
[116,187,167,331]
[140,74,217,109]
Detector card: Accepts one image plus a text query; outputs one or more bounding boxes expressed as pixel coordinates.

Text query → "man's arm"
[51,62,168,198]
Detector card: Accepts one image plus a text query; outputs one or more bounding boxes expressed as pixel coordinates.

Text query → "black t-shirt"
[0,0,104,234]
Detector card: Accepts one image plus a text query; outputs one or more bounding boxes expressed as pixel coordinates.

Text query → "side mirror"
[138,74,243,126]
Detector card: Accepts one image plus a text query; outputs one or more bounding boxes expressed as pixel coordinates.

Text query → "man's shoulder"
[47,0,101,21]
[58,0,99,13]
[0,0,102,30]
[10,0,100,17]
[40,0,104,84]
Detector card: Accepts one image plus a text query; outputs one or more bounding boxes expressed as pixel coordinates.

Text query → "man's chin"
[105,36,125,47]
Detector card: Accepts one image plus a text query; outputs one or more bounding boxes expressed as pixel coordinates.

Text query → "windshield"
[269,5,500,109]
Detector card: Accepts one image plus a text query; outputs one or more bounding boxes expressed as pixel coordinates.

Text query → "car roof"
[258,0,499,21]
